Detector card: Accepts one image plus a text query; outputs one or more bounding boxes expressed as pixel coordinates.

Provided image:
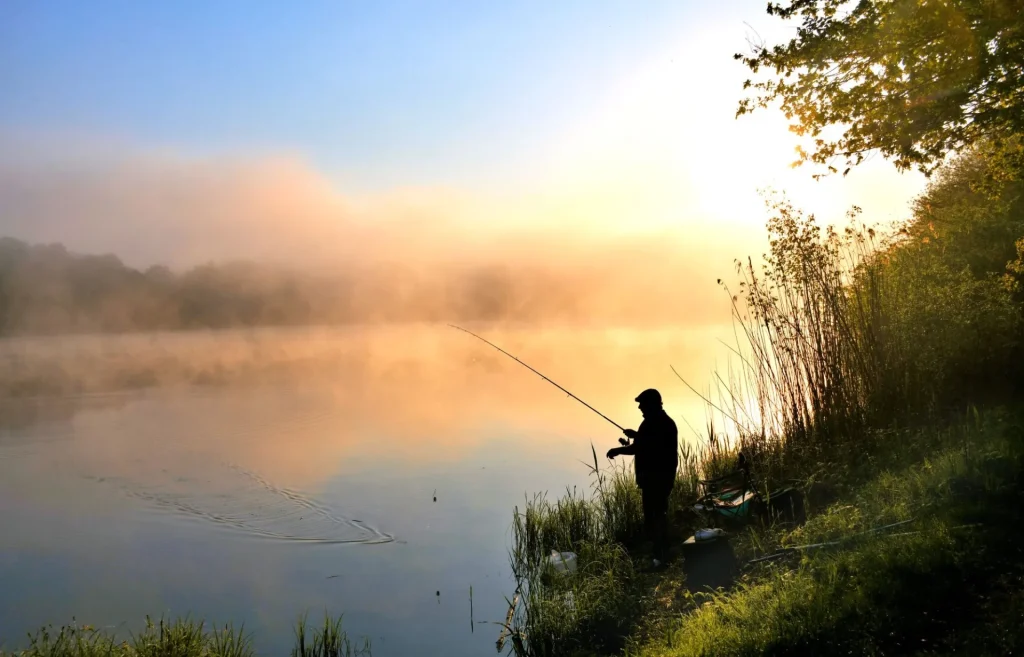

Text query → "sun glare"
[531,31,925,244]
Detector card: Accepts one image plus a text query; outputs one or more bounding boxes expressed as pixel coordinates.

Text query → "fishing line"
[449,324,625,432]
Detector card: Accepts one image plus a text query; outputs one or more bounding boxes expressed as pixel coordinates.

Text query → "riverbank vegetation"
[503,101,1024,657]
[638,411,1024,656]
[0,614,370,657]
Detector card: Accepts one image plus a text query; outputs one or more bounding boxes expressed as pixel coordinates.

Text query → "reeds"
[1,615,368,657]
[291,614,369,657]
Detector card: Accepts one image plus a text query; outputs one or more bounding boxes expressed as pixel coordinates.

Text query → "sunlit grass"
[636,412,1024,656]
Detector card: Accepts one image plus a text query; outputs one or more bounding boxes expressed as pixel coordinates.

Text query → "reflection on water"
[0,324,731,656]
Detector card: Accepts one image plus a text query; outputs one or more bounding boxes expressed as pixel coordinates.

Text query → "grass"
[291,614,369,657]
[634,409,1024,656]
[0,614,370,657]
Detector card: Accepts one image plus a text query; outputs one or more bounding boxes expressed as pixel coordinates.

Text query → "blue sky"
[3,1,763,190]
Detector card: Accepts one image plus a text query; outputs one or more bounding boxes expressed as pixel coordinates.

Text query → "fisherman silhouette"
[606,388,678,567]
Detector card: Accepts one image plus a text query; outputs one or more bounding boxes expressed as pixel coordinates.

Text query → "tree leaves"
[738,0,1024,176]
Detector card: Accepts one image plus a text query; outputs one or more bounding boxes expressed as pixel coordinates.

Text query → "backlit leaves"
[738,0,1024,176]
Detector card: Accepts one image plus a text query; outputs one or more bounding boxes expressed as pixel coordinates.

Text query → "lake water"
[0,324,729,656]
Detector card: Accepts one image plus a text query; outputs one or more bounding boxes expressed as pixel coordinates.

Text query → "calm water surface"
[0,325,727,656]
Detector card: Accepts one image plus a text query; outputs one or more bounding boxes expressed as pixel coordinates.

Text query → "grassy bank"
[506,410,1024,657]
[637,409,1024,656]
[504,140,1024,655]
[0,614,370,657]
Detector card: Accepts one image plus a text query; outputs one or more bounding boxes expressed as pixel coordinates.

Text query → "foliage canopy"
[737,0,1024,176]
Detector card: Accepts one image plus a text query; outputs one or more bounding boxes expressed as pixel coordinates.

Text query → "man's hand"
[623,428,639,439]
[606,447,620,459]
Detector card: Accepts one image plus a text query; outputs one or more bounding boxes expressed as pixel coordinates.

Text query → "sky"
[0,1,928,285]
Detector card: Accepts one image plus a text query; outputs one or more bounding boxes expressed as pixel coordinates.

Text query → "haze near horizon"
[1,1,925,331]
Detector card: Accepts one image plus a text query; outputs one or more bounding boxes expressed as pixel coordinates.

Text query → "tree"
[737,0,1024,176]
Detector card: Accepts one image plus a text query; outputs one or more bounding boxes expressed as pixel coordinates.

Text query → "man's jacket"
[619,409,678,490]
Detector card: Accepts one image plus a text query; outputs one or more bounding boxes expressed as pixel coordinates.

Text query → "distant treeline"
[0,237,625,335]
[0,238,317,334]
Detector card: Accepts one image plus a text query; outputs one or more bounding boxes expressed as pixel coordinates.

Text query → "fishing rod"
[448,324,625,432]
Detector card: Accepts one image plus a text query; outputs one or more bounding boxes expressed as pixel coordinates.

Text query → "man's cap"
[635,388,662,405]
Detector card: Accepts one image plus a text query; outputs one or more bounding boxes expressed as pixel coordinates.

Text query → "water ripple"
[101,463,393,545]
